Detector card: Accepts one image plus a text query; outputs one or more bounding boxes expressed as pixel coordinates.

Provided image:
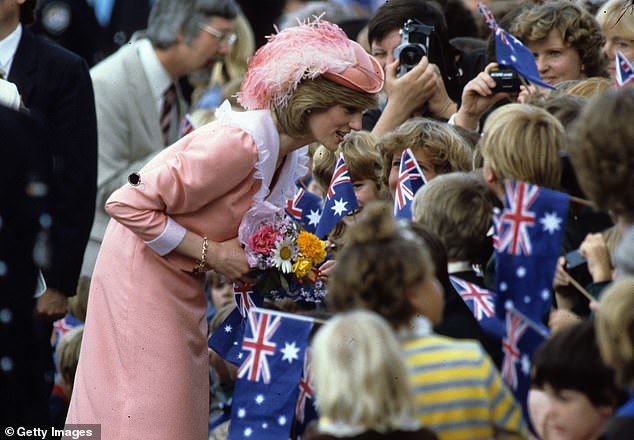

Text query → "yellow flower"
[293,257,313,279]
[297,231,327,264]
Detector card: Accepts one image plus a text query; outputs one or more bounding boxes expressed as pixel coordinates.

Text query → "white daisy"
[271,238,298,273]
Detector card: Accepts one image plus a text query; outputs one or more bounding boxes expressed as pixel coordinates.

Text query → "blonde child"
[306,310,438,439]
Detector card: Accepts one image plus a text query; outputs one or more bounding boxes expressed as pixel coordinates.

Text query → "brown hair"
[327,202,434,329]
[312,131,386,197]
[274,77,377,138]
[569,88,634,222]
[510,1,607,78]
[412,172,494,265]
[378,117,472,188]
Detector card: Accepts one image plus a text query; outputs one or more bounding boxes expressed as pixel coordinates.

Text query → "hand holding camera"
[453,62,517,130]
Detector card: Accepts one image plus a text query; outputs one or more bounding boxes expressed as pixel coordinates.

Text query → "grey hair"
[146,0,241,49]
[278,1,352,30]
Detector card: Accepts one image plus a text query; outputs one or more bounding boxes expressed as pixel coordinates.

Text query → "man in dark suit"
[0,103,52,426]
[2,0,97,324]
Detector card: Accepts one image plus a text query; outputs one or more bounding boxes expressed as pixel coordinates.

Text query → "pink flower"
[248,225,281,255]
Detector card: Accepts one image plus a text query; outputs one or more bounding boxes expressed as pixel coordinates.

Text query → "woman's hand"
[207,237,252,283]
[454,63,514,130]
[579,233,613,283]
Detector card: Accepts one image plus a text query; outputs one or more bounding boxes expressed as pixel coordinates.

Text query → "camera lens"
[400,46,425,67]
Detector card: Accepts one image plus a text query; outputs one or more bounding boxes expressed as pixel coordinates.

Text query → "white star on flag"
[224,324,232,333]
[331,198,348,216]
[237,408,246,418]
[281,342,300,363]
[255,394,265,404]
[278,416,287,426]
[307,209,321,227]
[540,211,563,234]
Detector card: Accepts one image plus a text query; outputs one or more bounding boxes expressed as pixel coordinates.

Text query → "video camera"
[393,19,435,78]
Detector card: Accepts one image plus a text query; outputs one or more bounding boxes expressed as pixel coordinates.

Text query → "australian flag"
[208,283,264,367]
[616,51,634,88]
[286,187,323,234]
[477,2,555,90]
[228,308,314,440]
[449,276,504,339]
[315,153,359,239]
[179,113,195,138]
[291,348,319,439]
[494,180,569,324]
[394,148,426,220]
[501,305,549,430]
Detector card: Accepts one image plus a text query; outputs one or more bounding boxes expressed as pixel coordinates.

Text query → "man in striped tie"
[82,0,240,276]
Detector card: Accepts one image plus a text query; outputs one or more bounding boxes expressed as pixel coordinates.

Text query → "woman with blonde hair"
[596,0,634,83]
[306,310,438,440]
[67,19,383,439]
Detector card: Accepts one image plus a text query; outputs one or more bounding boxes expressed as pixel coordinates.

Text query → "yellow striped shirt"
[401,334,528,440]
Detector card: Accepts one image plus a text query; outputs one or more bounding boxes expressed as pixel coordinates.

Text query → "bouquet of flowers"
[240,209,328,303]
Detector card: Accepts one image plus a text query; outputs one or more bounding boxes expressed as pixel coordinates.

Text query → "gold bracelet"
[193,236,210,274]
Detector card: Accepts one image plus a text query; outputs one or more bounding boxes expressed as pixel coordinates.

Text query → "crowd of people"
[2,0,634,439]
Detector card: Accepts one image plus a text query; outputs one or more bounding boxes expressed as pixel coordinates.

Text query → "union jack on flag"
[494,180,569,324]
[315,154,359,238]
[394,149,426,219]
[238,310,282,383]
[449,276,495,321]
[285,186,323,234]
[500,305,548,428]
[616,51,634,87]
[229,308,314,440]
[478,2,497,31]
[234,283,257,318]
[501,308,528,390]
[498,181,539,256]
[326,153,352,200]
[295,349,314,423]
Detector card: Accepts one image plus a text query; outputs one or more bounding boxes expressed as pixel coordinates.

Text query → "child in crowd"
[306,310,439,440]
[594,278,634,439]
[411,172,502,366]
[412,171,495,277]
[327,202,527,440]
[478,103,564,291]
[528,320,624,440]
[312,131,389,256]
[377,117,473,195]
[50,326,84,429]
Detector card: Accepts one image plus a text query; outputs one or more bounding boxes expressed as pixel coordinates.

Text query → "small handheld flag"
[315,153,359,238]
[286,187,323,234]
[477,2,555,90]
[616,51,634,88]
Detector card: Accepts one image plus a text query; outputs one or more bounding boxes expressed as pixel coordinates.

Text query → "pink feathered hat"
[237,18,384,110]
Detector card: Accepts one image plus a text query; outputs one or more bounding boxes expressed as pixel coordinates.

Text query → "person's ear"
[483,165,497,185]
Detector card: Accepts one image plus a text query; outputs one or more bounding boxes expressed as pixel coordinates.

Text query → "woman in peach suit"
[66,19,383,440]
